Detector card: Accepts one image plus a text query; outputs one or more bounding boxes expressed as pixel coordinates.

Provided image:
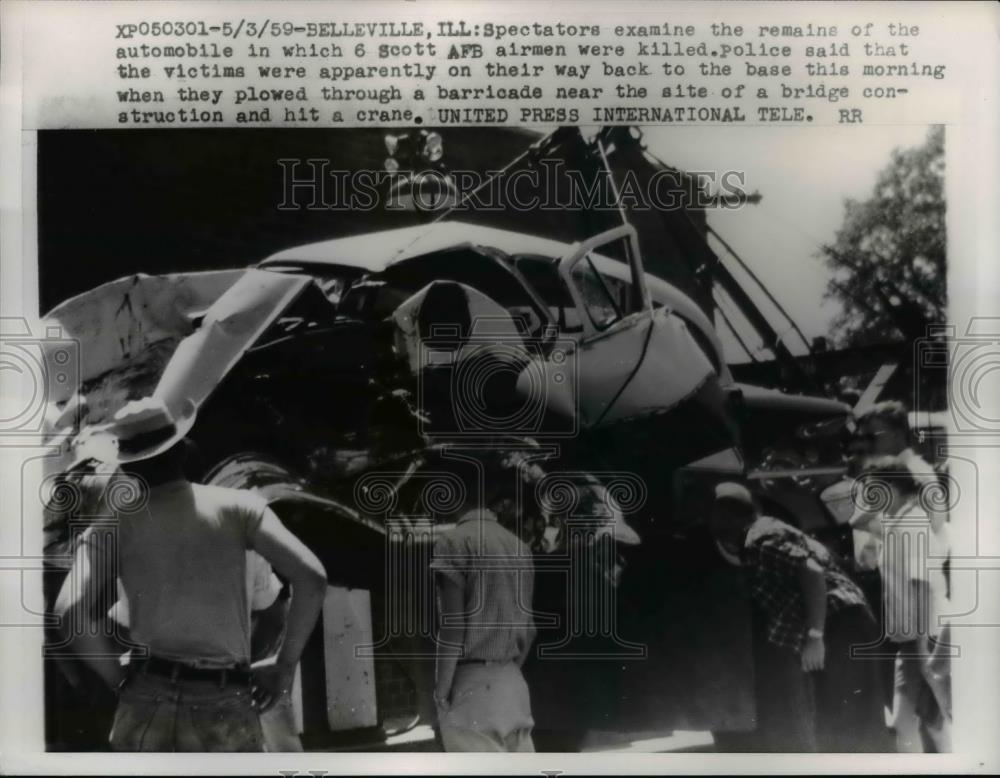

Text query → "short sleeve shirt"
[879,498,949,641]
[111,549,281,627]
[114,480,268,667]
[743,516,871,652]
[431,510,536,664]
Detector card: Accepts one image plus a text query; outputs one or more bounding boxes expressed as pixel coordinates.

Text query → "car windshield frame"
[570,253,625,331]
[511,253,585,335]
[375,245,555,343]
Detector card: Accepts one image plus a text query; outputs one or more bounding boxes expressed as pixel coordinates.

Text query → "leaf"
[818,127,945,347]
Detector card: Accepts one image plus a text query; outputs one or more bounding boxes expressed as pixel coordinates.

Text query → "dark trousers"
[812,606,891,752]
[110,672,264,752]
[753,636,817,751]
[753,606,889,752]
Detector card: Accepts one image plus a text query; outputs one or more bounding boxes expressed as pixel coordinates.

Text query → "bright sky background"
[637,125,933,362]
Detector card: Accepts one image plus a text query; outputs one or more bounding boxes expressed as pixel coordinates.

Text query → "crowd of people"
[710,400,952,753]
[52,394,951,753]
[53,394,538,753]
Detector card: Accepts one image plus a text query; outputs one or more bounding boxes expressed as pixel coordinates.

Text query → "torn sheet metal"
[154,269,312,419]
[43,270,244,400]
[593,311,717,426]
[261,221,573,274]
[39,270,244,470]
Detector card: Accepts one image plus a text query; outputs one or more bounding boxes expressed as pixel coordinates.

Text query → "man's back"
[879,497,950,642]
[433,511,535,665]
[117,480,266,667]
[432,508,538,752]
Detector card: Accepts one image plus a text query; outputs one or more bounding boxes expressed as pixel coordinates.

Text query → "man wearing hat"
[710,482,886,752]
[55,396,328,751]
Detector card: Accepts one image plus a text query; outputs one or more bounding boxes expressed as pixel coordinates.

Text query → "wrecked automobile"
[41,214,817,749]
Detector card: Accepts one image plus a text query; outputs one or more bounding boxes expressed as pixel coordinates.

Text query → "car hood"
[43,270,244,406]
[42,269,313,466]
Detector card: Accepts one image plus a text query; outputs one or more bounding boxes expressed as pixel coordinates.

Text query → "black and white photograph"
[0,0,997,773]
[31,121,959,754]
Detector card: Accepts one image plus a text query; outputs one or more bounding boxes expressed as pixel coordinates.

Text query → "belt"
[132,656,253,686]
[457,658,511,666]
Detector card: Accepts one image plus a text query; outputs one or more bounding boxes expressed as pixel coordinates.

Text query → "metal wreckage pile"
[41,126,899,750]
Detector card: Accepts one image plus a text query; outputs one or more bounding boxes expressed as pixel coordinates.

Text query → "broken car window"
[571,254,622,330]
[513,254,583,333]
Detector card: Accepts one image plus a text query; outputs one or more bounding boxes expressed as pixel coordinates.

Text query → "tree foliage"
[820,127,945,346]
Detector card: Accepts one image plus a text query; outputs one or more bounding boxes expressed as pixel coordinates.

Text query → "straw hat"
[72,396,196,466]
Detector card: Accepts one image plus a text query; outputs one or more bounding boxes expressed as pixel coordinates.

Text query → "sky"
[634,125,933,362]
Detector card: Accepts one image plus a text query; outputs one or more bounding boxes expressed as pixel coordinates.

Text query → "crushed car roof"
[259,221,572,271]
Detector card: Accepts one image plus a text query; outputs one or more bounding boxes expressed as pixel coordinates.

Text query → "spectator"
[850,400,952,748]
[857,458,952,752]
[247,553,304,752]
[107,550,302,751]
[710,482,886,752]
[852,401,945,532]
[54,397,327,751]
[430,466,537,752]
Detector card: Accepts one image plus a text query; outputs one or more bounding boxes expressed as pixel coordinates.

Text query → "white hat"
[72,396,196,466]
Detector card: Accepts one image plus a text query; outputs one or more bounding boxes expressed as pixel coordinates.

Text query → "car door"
[557,225,722,436]
[555,225,654,428]
[529,226,753,739]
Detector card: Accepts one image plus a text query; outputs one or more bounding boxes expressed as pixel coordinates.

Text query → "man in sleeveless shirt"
[55,397,327,751]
